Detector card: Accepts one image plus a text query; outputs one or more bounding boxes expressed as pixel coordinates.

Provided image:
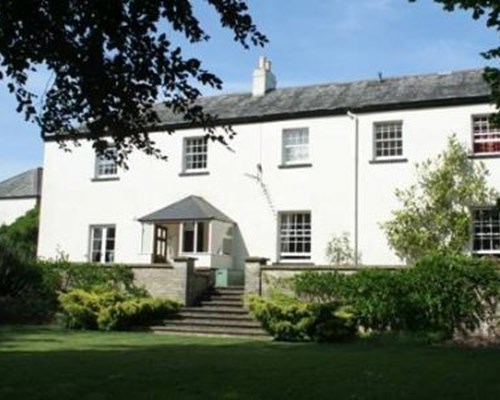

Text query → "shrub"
[57,287,127,329]
[342,269,415,331]
[0,237,56,323]
[291,255,500,338]
[0,207,39,259]
[293,271,347,303]
[246,292,356,342]
[410,254,500,336]
[97,297,180,331]
[57,287,180,331]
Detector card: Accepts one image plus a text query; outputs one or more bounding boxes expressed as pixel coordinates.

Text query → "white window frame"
[471,207,500,255]
[179,221,209,254]
[278,211,311,262]
[95,147,118,178]
[373,121,403,160]
[89,225,116,263]
[471,114,500,155]
[183,136,208,172]
[282,128,310,165]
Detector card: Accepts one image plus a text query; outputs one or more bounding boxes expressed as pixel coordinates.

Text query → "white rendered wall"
[38,103,500,266]
[0,198,37,227]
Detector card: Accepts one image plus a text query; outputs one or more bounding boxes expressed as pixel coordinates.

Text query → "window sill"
[278,163,313,169]
[369,158,408,165]
[179,171,210,177]
[468,153,500,160]
[91,176,120,182]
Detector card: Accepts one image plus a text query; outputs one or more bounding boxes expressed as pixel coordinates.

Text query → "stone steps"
[151,286,269,338]
[179,310,254,320]
[200,300,244,307]
[152,324,268,337]
[164,318,262,329]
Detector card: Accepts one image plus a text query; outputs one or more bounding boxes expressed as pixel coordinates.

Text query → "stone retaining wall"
[245,258,405,297]
[131,258,212,305]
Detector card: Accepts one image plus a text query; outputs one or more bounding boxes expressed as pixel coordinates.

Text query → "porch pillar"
[244,257,269,296]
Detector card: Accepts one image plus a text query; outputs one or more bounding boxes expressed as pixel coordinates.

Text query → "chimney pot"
[252,57,277,96]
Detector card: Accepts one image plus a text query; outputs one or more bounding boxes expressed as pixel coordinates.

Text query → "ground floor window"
[182,221,209,253]
[90,225,116,263]
[472,207,500,255]
[279,212,311,261]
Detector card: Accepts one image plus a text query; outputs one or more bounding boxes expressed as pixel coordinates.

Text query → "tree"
[381,135,497,263]
[0,207,39,259]
[0,1,267,163]
[409,1,500,124]
[325,232,361,266]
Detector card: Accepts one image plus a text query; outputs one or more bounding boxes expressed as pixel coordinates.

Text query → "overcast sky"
[0,0,498,181]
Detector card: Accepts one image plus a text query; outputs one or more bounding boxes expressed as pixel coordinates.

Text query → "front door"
[152,225,168,263]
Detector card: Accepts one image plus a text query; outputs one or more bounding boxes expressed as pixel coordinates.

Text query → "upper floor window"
[184,137,208,172]
[373,121,403,160]
[472,114,500,155]
[282,128,309,165]
[90,225,116,263]
[95,147,118,178]
[279,212,311,261]
[472,207,500,255]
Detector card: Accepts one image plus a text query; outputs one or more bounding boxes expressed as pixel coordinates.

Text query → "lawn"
[0,326,499,400]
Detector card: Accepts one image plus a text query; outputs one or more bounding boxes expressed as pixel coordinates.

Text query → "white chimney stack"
[252,56,277,96]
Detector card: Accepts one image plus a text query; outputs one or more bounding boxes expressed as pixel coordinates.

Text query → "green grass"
[0,326,499,400]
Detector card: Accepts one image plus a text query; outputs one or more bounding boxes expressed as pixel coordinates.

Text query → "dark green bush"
[246,292,356,342]
[58,287,180,331]
[293,271,348,303]
[0,207,39,259]
[0,237,56,323]
[291,255,500,338]
[410,254,500,336]
[293,270,413,331]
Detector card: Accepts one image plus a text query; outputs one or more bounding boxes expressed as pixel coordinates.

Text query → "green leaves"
[291,255,500,338]
[382,135,497,263]
[0,0,267,164]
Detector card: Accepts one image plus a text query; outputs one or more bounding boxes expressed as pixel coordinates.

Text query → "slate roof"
[139,195,234,223]
[0,168,43,199]
[151,69,491,129]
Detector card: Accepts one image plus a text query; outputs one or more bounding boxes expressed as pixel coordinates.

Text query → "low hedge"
[58,287,180,331]
[246,292,356,342]
[292,254,500,338]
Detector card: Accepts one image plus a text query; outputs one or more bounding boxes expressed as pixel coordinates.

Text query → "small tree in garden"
[382,135,497,263]
[325,232,360,266]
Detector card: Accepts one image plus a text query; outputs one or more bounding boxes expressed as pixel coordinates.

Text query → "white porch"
[138,195,235,269]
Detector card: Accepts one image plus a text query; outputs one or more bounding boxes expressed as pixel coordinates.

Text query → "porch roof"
[139,195,234,224]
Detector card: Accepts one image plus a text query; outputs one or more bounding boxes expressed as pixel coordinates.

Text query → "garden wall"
[244,257,406,297]
[131,257,212,306]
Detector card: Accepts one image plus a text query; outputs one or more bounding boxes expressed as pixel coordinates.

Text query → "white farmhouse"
[0,168,43,226]
[37,59,500,277]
